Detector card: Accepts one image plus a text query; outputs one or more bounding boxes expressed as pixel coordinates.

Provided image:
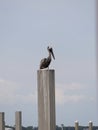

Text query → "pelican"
[40,46,55,69]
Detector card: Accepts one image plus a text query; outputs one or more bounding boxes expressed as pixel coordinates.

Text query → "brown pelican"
[40,46,55,69]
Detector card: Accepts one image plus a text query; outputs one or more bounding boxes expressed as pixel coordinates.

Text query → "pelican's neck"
[48,51,51,60]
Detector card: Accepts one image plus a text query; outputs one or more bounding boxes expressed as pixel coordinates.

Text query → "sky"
[0,0,97,127]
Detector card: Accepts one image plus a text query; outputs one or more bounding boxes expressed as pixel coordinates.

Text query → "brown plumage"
[40,46,55,69]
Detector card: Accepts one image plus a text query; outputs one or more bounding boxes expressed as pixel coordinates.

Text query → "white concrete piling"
[15,111,22,130]
[37,69,56,130]
[75,121,79,130]
[0,112,5,130]
[89,121,93,130]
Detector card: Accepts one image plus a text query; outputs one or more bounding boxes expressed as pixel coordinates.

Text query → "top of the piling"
[75,120,79,123]
[0,112,4,114]
[89,121,92,123]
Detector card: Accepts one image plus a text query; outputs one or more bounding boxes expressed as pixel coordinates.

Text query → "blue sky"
[0,0,97,127]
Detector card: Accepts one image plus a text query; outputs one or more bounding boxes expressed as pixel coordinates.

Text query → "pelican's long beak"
[51,50,55,60]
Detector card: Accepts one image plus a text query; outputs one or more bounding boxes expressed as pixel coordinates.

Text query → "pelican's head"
[47,46,55,60]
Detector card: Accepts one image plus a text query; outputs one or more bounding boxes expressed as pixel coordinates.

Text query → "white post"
[89,121,93,130]
[37,69,56,130]
[15,111,22,130]
[0,112,5,130]
[75,121,79,130]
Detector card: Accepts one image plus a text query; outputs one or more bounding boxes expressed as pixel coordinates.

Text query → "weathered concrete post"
[15,111,22,130]
[89,121,93,130]
[37,69,56,130]
[75,121,79,130]
[0,112,5,130]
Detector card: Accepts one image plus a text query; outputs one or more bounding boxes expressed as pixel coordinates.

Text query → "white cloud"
[0,79,37,104]
[0,79,17,103]
[55,83,95,105]
[55,86,85,104]
[56,83,84,90]
[14,92,37,104]
[0,79,95,106]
